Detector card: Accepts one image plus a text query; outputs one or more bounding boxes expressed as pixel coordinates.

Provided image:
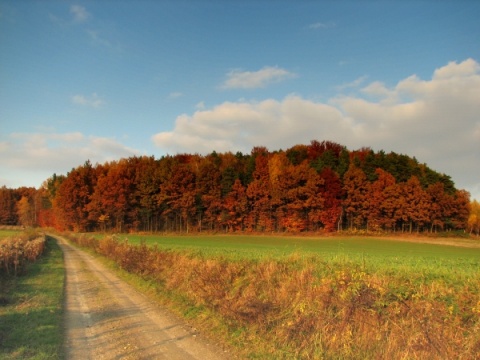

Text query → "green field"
[102,233,480,280]
[104,233,480,256]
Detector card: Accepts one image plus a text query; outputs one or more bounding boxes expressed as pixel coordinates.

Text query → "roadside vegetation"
[64,232,480,359]
[0,230,65,359]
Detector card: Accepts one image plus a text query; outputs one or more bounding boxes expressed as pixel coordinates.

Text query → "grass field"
[102,233,480,280]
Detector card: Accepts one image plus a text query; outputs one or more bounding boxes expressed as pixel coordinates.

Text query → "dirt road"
[55,235,231,360]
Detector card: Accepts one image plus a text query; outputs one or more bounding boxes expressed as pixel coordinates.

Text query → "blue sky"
[1,1,479,200]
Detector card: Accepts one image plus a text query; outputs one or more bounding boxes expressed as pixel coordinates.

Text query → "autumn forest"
[1,140,479,235]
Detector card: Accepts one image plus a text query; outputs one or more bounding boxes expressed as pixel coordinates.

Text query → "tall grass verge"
[0,230,46,276]
[65,233,480,359]
[0,236,65,359]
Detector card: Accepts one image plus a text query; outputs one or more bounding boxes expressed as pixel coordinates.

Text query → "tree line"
[1,140,478,234]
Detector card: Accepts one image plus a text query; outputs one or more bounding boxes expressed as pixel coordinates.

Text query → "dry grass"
[369,233,480,249]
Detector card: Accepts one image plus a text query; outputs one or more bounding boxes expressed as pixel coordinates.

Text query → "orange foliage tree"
[343,164,370,230]
[158,162,197,232]
[53,161,97,231]
[368,168,397,231]
[395,176,430,232]
[246,151,273,231]
[222,179,248,231]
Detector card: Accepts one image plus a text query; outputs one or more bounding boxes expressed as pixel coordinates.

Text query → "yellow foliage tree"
[16,196,34,227]
[468,199,480,236]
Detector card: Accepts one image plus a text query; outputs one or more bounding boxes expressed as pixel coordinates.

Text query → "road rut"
[55,235,230,360]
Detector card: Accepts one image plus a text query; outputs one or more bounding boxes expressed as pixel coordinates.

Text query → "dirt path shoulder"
[55,235,230,360]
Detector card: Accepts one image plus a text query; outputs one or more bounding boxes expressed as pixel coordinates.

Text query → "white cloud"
[222,66,296,89]
[70,5,90,23]
[0,132,142,188]
[152,96,351,154]
[153,58,480,199]
[71,93,105,108]
[433,58,480,80]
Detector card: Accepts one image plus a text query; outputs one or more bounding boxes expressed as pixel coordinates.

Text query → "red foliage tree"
[307,140,344,160]
[222,179,248,231]
[318,168,343,231]
[0,186,18,225]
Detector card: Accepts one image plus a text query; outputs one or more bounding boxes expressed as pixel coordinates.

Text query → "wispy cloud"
[70,5,90,23]
[49,5,88,27]
[86,29,111,48]
[195,101,206,110]
[336,75,368,91]
[50,5,121,51]
[309,21,335,29]
[71,93,105,108]
[222,66,296,89]
[167,92,183,100]
[86,28,123,52]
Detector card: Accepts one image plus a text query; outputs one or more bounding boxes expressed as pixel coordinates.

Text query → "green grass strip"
[0,236,65,360]
[0,229,21,240]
